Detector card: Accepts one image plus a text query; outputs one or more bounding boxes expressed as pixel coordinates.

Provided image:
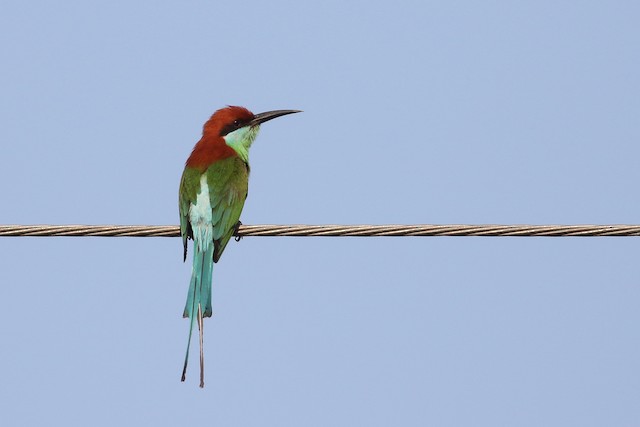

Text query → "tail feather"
[201,249,214,317]
[181,244,214,388]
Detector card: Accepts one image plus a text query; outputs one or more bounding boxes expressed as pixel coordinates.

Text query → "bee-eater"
[179,105,300,387]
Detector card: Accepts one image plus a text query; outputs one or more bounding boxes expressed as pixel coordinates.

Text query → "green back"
[179,156,249,262]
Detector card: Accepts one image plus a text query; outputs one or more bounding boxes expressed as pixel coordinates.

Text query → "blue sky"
[1,1,639,425]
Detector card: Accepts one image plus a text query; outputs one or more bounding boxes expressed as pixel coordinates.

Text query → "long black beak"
[250,110,301,126]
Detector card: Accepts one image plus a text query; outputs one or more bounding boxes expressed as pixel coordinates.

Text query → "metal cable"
[1,224,640,237]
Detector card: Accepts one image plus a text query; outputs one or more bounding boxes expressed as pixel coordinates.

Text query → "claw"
[233,221,243,242]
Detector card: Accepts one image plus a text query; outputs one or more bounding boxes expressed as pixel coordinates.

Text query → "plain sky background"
[1,1,639,425]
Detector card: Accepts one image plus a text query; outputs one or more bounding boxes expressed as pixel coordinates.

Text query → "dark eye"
[233,119,240,127]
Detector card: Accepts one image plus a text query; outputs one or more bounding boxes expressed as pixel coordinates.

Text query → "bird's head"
[203,106,301,162]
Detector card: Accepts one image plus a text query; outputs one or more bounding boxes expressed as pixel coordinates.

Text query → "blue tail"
[181,243,214,388]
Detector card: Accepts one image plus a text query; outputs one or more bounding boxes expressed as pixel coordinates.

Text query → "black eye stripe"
[219,118,250,137]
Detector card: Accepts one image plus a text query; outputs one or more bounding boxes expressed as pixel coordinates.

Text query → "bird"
[179,105,300,387]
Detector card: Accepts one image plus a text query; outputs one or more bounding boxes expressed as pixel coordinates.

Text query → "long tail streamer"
[181,245,213,388]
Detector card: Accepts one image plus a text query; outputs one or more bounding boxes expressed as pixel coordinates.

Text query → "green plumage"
[178,156,249,387]
[179,158,249,265]
[177,106,299,387]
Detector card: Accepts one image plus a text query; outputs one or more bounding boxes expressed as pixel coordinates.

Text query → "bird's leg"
[233,220,243,242]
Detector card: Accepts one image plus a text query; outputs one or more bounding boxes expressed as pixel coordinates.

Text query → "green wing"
[206,157,249,262]
[179,166,201,261]
[179,158,249,263]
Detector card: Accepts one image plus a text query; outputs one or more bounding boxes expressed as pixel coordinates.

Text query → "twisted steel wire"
[1,224,640,237]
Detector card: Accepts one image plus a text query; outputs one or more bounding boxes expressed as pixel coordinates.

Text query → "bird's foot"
[233,221,243,242]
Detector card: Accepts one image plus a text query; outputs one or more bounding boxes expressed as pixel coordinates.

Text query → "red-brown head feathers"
[185,106,300,170]
[202,106,255,138]
[185,106,255,170]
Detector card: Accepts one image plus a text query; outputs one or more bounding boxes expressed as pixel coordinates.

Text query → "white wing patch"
[189,174,214,251]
